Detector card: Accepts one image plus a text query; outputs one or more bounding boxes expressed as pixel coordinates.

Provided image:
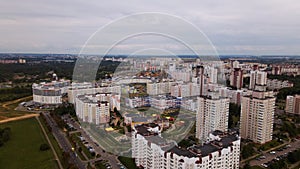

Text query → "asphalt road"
[42,112,86,169]
[65,115,121,169]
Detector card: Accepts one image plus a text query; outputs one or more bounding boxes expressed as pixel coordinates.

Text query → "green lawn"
[118,156,139,169]
[39,116,68,169]
[0,118,59,169]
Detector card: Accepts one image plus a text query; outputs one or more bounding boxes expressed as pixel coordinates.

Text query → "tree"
[243,163,251,169]
[39,143,50,151]
[0,127,11,146]
[241,144,255,159]
[229,103,241,128]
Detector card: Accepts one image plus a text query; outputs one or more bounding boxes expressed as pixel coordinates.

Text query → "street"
[42,112,86,169]
[65,115,121,169]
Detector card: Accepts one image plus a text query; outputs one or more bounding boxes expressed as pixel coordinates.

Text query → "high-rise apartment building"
[75,94,110,125]
[285,95,300,115]
[240,91,275,144]
[249,70,267,90]
[196,94,229,142]
[230,68,243,89]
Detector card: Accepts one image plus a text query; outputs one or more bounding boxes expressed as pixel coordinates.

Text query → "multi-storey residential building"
[266,79,293,90]
[170,71,191,82]
[192,65,206,96]
[147,81,175,96]
[150,95,181,110]
[125,97,150,108]
[32,79,70,104]
[170,82,201,98]
[132,124,240,169]
[249,70,267,90]
[271,64,300,76]
[170,83,190,97]
[230,68,243,89]
[181,97,197,112]
[68,85,120,104]
[240,91,275,144]
[196,93,229,142]
[75,94,110,125]
[285,95,300,115]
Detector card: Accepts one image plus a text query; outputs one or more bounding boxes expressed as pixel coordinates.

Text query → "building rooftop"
[134,123,160,136]
[135,124,240,159]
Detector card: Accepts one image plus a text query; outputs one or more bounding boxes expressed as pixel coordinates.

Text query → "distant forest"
[0,60,120,83]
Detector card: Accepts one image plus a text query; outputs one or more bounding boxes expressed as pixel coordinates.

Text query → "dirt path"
[0,113,39,124]
[1,95,32,109]
[0,96,35,121]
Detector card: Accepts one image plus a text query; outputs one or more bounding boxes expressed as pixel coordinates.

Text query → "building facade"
[32,80,70,104]
[249,70,267,90]
[285,95,300,115]
[240,91,275,144]
[196,95,229,142]
[132,124,240,169]
[230,68,243,89]
[75,94,110,125]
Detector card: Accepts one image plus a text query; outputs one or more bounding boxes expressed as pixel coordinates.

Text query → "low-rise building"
[267,79,293,90]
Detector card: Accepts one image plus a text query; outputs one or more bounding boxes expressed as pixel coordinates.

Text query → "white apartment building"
[32,80,70,104]
[68,85,120,104]
[125,97,150,108]
[75,94,110,125]
[196,94,229,142]
[181,98,197,112]
[266,79,293,90]
[240,91,275,144]
[147,82,175,96]
[150,95,180,110]
[170,82,201,98]
[132,124,240,169]
[170,71,191,82]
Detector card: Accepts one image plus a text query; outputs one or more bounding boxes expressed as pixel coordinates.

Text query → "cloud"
[0,0,300,55]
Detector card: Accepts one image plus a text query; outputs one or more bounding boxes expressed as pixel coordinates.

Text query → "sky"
[0,0,300,55]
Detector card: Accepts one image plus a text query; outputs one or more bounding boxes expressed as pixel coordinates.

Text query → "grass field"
[0,118,59,169]
[118,156,139,169]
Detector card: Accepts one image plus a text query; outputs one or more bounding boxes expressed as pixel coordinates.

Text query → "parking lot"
[250,138,300,168]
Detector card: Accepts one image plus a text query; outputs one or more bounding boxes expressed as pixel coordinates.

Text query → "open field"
[0,96,34,121]
[0,118,59,169]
